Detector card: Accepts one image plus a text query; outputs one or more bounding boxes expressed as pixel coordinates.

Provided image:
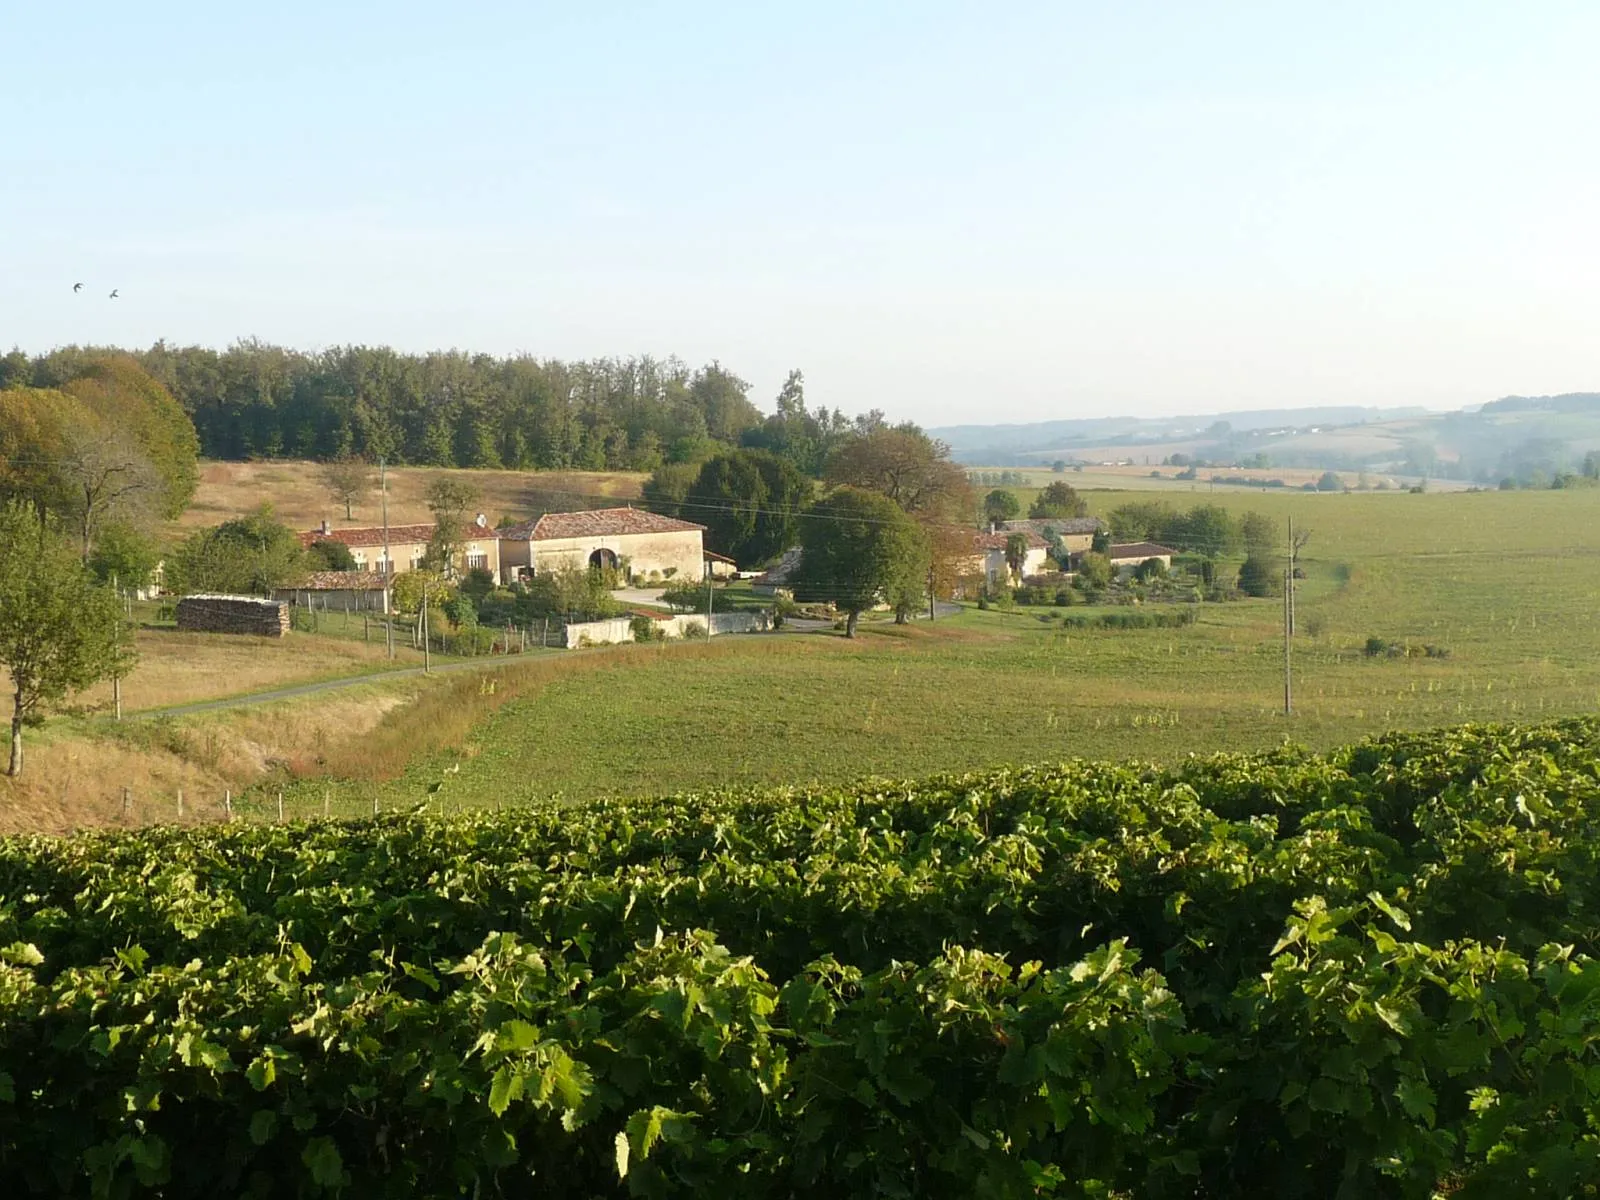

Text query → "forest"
[0,342,867,475]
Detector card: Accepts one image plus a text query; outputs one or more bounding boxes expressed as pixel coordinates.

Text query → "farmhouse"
[957,529,1051,588]
[999,516,1107,555]
[1107,542,1175,576]
[498,507,706,585]
[298,520,502,579]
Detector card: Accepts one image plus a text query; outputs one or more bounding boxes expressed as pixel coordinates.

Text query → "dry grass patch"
[0,683,424,835]
[180,460,645,531]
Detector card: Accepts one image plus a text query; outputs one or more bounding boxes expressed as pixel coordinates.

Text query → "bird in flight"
[108,289,119,299]
[73,281,83,293]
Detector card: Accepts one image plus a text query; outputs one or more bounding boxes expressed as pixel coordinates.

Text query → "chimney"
[320,519,330,535]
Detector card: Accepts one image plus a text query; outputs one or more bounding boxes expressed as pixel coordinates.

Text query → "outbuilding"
[498,507,707,585]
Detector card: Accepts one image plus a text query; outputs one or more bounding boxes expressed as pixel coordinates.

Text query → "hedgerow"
[5,717,1600,1196]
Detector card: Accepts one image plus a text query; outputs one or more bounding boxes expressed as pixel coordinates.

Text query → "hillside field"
[181,460,646,532]
[265,485,1600,819]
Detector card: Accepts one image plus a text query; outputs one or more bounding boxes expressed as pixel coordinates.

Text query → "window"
[466,553,488,571]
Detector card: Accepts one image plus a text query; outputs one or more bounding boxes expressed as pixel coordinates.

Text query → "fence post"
[224,790,232,821]
[323,790,330,819]
[277,791,284,822]
[122,786,130,820]
[177,788,184,819]
[372,796,379,817]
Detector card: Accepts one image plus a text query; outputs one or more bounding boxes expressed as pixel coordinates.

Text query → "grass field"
[246,486,1600,818]
[11,484,1599,831]
[181,460,646,531]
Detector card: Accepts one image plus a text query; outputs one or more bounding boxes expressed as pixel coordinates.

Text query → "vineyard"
[4,719,1600,1197]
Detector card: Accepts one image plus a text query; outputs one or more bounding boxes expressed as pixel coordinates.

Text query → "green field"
[261,487,1600,818]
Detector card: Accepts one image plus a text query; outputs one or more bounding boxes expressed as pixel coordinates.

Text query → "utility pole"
[1283,560,1293,716]
[380,458,394,659]
[704,566,713,639]
[928,566,936,622]
[1287,515,1296,638]
[421,579,431,675]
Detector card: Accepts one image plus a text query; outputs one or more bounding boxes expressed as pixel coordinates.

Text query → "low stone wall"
[563,609,772,649]
[176,595,291,637]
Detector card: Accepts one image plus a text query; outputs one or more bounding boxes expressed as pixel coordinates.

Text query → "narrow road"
[132,655,538,720]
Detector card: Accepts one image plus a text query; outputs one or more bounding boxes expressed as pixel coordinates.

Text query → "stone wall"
[563,609,772,649]
[176,595,291,637]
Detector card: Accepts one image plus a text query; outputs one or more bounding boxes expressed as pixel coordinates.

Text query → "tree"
[685,450,808,566]
[1239,511,1277,557]
[1091,529,1110,553]
[424,477,481,578]
[1051,460,1067,473]
[1004,534,1029,581]
[1076,551,1112,591]
[1162,505,1238,557]
[60,356,199,519]
[794,488,930,637]
[1316,470,1344,493]
[983,489,1020,523]
[321,456,373,521]
[0,502,134,776]
[1029,481,1087,519]
[824,427,972,522]
[1584,451,1600,480]
[306,540,357,571]
[168,506,305,594]
[641,463,698,519]
[87,522,162,590]
[1237,554,1282,597]
[1109,500,1174,542]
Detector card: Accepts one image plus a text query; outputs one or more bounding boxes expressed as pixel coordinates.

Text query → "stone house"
[498,507,706,585]
[299,519,501,580]
[956,529,1051,590]
[999,516,1107,556]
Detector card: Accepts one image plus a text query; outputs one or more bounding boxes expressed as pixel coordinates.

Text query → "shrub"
[630,615,662,643]
[1236,555,1281,598]
[1364,636,1389,657]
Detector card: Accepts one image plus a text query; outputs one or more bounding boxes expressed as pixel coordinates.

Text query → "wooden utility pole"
[422,579,431,675]
[927,566,936,621]
[1283,562,1293,716]
[381,458,394,659]
[704,569,713,638]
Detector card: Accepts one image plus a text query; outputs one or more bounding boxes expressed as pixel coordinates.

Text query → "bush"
[1236,555,1281,598]
[630,615,662,643]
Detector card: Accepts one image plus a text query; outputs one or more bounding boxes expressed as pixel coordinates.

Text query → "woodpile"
[175,595,291,637]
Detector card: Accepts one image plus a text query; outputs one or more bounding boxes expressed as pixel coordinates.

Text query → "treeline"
[0,343,871,474]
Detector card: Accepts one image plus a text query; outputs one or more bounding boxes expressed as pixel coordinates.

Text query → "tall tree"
[983,488,1021,523]
[424,477,482,578]
[0,502,134,776]
[1029,481,1088,519]
[794,487,930,637]
[321,456,374,521]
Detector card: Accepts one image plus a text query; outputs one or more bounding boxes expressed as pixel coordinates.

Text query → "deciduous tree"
[0,502,134,776]
[168,506,306,594]
[321,456,373,521]
[983,488,1021,523]
[424,477,482,577]
[1029,481,1088,519]
[794,487,929,637]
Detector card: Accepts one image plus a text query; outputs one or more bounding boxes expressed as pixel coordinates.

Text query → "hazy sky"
[5,2,1598,424]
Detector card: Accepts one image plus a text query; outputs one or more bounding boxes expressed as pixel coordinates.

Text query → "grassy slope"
[268,487,1600,817]
[181,460,646,531]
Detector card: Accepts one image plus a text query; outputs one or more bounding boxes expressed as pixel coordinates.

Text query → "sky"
[4,1,1599,425]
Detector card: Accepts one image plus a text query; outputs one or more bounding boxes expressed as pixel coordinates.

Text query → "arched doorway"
[588,548,618,572]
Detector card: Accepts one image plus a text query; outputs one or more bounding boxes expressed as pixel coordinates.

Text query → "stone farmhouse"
[498,507,707,585]
[959,529,1051,588]
[299,520,502,579]
[998,516,1107,556]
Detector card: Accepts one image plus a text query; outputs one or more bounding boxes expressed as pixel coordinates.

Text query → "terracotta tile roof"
[1107,542,1175,560]
[974,530,1049,551]
[299,524,435,549]
[501,507,706,541]
[703,549,738,564]
[288,571,389,591]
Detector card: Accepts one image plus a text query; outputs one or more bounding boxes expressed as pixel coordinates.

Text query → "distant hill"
[930,406,1429,464]
[932,397,1600,485]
